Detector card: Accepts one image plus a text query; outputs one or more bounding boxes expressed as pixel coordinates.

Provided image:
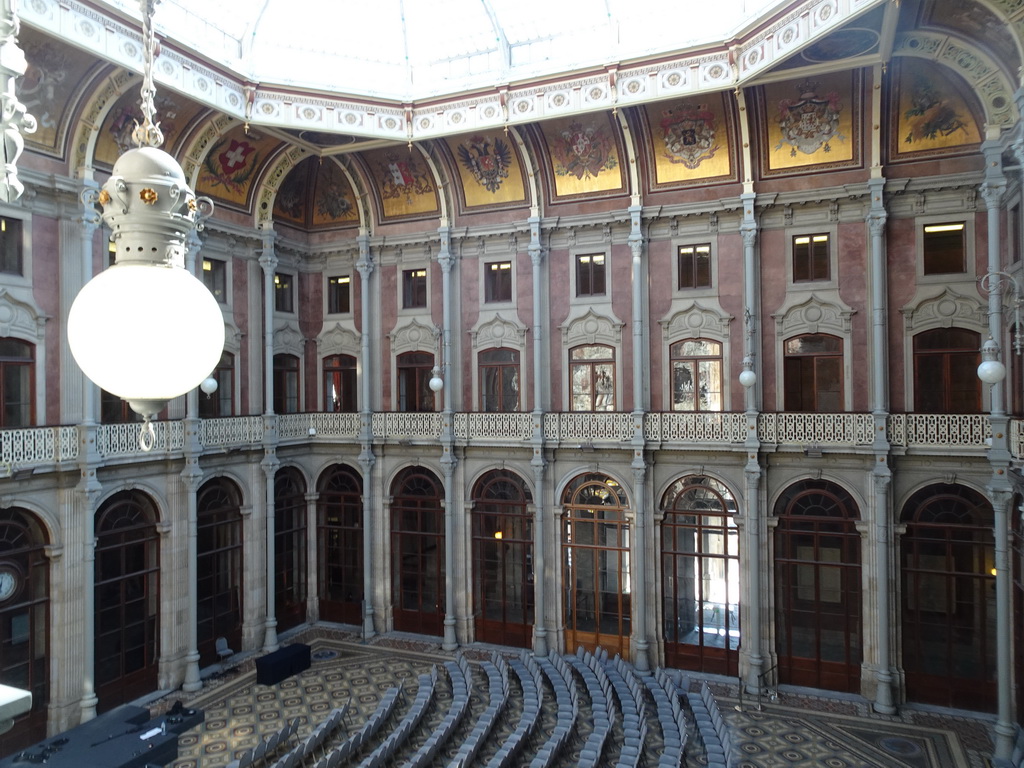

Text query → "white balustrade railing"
[372,412,443,440]
[96,421,184,458]
[887,413,990,448]
[544,412,634,442]
[1012,419,1024,459]
[0,412,1011,472]
[200,416,265,447]
[0,426,78,469]
[454,413,534,442]
[645,412,748,443]
[758,413,875,446]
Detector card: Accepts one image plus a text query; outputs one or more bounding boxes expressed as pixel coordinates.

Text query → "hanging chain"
[131,0,165,148]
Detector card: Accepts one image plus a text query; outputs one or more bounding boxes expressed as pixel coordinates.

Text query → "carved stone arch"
[221,317,243,356]
[0,288,47,343]
[469,312,528,351]
[319,322,361,358]
[900,287,985,334]
[273,323,304,358]
[389,318,440,356]
[71,67,138,172]
[659,301,733,342]
[560,308,624,348]
[773,295,854,339]
[893,30,1018,129]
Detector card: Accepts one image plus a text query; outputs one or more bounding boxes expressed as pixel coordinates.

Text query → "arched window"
[95,491,160,712]
[323,354,357,412]
[317,464,363,624]
[570,344,614,412]
[479,348,520,412]
[661,475,739,675]
[199,351,234,418]
[774,479,862,692]
[274,468,307,633]
[783,334,843,411]
[901,483,995,711]
[913,328,981,413]
[396,351,436,412]
[0,339,33,427]
[669,340,722,412]
[273,354,301,413]
[562,473,631,657]
[472,470,533,647]
[390,467,444,636]
[0,508,48,754]
[196,478,243,666]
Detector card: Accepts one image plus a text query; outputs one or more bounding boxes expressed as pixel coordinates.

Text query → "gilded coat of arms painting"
[197,125,280,209]
[644,92,734,187]
[539,113,625,198]
[362,147,439,220]
[890,58,981,161]
[445,131,528,209]
[760,71,861,175]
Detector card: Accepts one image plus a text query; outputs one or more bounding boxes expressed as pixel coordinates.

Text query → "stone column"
[78,478,99,721]
[262,450,280,652]
[740,193,765,693]
[60,188,99,424]
[866,179,896,713]
[356,231,377,639]
[631,457,650,671]
[437,224,458,651]
[180,460,203,692]
[259,231,278,415]
[528,215,548,656]
[305,492,319,623]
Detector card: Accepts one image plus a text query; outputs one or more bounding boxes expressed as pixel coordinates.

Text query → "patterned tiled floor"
[153,627,997,767]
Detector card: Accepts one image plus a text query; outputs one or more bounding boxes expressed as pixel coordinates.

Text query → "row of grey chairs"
[404,654,472,768]
[356,667,438,768]
[301,689,399,768]
[646,668,689,768]
[566,647,615,768]
[603,652,649,768]
[685,679,736,768]
[485,650,544,768]
[448,651,511,767]
[226,716,301,768]
[530,653,579,768]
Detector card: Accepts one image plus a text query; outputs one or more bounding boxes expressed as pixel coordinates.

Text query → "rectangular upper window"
[0,218,22,276]
[203,258,227,303]
[677,244,711,289]
[328,275,351,314]
[793,234,830,282]
[576,253,606,297]
[1011,204,1022,265]
[484,261,512,303]
[402,268,427,309]
[274,272,294,313]
[923,223,966,275]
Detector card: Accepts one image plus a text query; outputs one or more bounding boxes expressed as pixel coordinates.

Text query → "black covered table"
[0,703,203,768]
[255,642,312,685]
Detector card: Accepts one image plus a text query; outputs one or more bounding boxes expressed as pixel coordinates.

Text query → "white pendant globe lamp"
[68,0,223,438]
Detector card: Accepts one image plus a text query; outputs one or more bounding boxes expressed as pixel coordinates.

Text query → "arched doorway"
[472,469,533,648]
[274,468,307,633]
[390,467,444,636]
[317,464,363,625]
[95,491,160,712]
[0,508,48,754]
[562,473,631,657]
[901,483,995,711]
[774,479,862,692]
[196,478,244,667]
[660,475,739,675]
